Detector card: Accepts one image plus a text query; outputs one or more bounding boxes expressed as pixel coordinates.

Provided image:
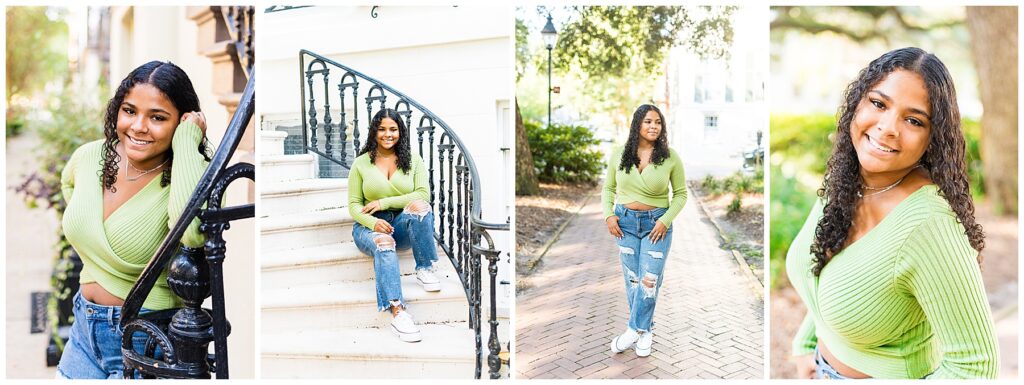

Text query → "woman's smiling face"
[116,83,180,169]
[850,70,932,176]
[376,117,400,151]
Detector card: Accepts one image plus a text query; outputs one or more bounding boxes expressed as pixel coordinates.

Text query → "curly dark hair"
[359,108,412,173]
[810,47,984,276]
[101,61,211,192]
[619,104,670,173]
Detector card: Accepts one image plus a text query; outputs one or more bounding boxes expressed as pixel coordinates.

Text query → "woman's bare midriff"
[820,342,871,378]
[622,201,658,211]
[81,282,125,306]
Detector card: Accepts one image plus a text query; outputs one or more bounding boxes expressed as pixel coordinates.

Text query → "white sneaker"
[635,331,653,357]
[416,269,441,292]
[610,328,640,354]
[391,311,422,342]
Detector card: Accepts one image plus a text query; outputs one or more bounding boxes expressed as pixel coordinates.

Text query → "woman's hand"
[606,216,623,239]
[181,111,207,136]
[649,221,668,243]
[792,354,816,379]
[362,200,382,215]
[373,219,394,234]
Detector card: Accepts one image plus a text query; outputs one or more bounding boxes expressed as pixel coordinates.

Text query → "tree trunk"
[966,7,1018,215]
[515,99,540,195]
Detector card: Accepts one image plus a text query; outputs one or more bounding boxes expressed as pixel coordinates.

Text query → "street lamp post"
[541,14,557,129]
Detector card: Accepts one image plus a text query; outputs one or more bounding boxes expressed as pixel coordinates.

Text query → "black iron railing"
[118,74,255,379]
[298,49,509,379]
[216,6,255,77]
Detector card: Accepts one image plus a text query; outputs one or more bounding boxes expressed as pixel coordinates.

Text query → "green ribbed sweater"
[787,185,998,379]
[347,153,429,229]
[601,145,687,227]
[61,121,207,310]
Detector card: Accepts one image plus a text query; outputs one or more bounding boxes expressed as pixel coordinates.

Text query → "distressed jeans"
[614,204,673,333]
[353,207,439,312]
[56,291,157,379]
[814,347,850,380]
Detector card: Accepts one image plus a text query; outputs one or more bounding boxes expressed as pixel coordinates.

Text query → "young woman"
[57,61,211,378]
[603,104,687,357]
[348,108,440,343]
[787,47,998,379]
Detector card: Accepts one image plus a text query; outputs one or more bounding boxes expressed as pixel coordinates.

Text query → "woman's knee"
[403,200,431,219]
[372,233,397,252]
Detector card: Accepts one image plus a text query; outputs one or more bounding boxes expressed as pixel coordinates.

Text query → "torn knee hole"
[618,246,635,256]
[403,200,431,218]
[641,273,659,298]
[373,233,396,251]
[642,275,657,288]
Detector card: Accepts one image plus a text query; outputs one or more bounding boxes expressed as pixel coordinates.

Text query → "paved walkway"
[6,131,60,378]
[515,189,764,379]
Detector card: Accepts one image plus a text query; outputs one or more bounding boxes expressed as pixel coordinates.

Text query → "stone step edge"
[261,274,467,310]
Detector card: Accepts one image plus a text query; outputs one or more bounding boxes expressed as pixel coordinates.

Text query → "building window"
[704,114,718,137]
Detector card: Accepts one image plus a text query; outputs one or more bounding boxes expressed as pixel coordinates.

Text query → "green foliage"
[727,195,742,214]
[552,6,735,76]
[768,165,816,290]
[524,119,604,183]
[701,169,764,197]
[515,16,529,82]
[6,7,69,116]
[769,114,836,177]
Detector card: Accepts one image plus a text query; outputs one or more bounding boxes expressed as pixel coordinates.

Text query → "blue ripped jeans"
[814,347,849,380]
[56,291,158,379]
[614,204,673,333]
[353,207,439,312]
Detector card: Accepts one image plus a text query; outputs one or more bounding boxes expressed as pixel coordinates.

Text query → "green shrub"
[524,120,604,183]
[727,195,742,214]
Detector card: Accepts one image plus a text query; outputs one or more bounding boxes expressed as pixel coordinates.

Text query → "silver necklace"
[857,165,921,198]
[125,157,168,182]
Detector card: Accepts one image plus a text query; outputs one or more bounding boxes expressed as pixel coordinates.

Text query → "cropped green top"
[787,185,998,379]
[61,121,207,311]
[601,145,687,227]
[347,153,429,229]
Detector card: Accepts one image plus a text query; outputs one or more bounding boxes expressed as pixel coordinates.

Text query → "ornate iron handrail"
[118,74,255,379]
[216,6,255,77]
[298,49,509,378]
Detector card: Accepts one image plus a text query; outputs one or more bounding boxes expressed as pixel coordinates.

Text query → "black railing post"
[299,53,308,154]
[165,246,214,379]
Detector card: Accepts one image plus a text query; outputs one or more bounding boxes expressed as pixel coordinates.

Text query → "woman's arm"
[601,148,620,220]
[60,145,84,202]
[657,153,687,228]
[347,163,383,229]
[167,120,210,248]
[897,215,999,379]
[792,312,818,357]
[377,156,430,211]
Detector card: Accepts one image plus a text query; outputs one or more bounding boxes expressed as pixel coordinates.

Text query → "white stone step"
[261,241,454,287]
[261,323,476,379]
[260,129,287,156]
[260,178,347,217]
[261,274,469,331]
[261,208,352,252]
[262,153,316,182]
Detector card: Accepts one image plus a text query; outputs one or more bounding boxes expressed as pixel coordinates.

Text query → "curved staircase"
[259,130,477,378]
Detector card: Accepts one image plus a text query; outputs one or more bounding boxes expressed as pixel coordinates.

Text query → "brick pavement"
[515,190,764,379]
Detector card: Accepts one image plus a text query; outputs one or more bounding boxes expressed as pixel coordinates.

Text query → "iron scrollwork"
[297,49,510,378]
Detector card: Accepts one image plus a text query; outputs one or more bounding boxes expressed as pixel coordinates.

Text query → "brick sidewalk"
[515,190,764,379]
